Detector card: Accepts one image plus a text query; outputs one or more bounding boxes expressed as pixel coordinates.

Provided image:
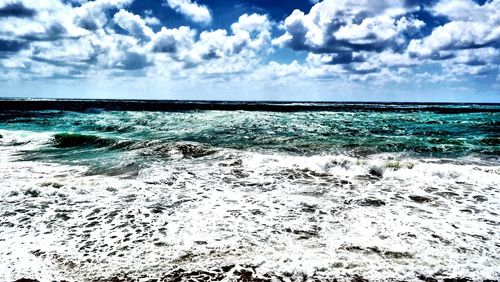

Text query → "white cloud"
[270,0,427,82]
[0,0,498,98]
[144,16,160,26]
[0,0,85,40]
[408,22,499,58]
[271,0,500,83]
[452,47,500,66]
[273,0,420,54]
[142,9,160,25]
[432,0,497,22]
[0,0,151,79]
[165,0,211,25]
[72,0,133,30]
[0,0,273,80]
[194,14,271,58]
[114,9,154,40]
[101,35,150,70]
[408,0,500,58]
[150,26,195,55]
[148,13,271,73]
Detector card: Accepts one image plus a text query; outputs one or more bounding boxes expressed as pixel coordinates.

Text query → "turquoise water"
[0,106,499,281]
[1,108,499,162]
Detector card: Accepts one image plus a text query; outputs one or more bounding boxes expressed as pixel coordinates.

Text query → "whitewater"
[0,106,499,281]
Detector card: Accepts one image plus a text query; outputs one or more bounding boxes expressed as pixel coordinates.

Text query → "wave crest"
[53,133,115,148]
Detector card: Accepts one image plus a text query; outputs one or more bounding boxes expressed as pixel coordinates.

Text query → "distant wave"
[1,99,500,113]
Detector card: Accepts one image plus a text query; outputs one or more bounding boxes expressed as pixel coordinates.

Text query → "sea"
[0,101,499,281]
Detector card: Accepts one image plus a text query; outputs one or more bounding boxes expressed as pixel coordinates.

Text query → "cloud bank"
[0,0,498,100]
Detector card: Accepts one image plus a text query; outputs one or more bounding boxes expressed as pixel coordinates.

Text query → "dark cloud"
[464,58,493,66]
[20,23,68,41]
[346,65,380,75]
[151,27,194,54]
[324,52,366,65]
[0,2,36,18]
[115,51,151,70]
[427,52,456,61]
[30,56,92,69]
[0,39,29,52]
[201,48,221,60]
[74,16,101,31]
[284,31,400,55]
[152,41,177,53]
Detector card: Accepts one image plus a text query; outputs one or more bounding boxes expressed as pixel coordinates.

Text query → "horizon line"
[1,97,499,106]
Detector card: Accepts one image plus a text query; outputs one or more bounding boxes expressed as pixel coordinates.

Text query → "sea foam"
[0,140,498,281]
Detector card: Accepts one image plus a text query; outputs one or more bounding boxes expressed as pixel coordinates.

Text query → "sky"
[0,0,499,102]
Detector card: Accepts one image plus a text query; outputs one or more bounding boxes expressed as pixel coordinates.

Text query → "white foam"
[0,129,54,150]
[0,146,499,280]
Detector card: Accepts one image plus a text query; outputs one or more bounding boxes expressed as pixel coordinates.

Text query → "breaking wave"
[0,108,499,281]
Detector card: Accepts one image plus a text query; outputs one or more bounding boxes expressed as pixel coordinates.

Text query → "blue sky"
[0,0,499,102]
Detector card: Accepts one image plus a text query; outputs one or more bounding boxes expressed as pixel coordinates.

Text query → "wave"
[47,133,500,158]
[52,133,118,148]
[0,129,55,149]
[1,136,499,281]
[1,108,499,159]
[481,137,500,146]
[49,132,216,158]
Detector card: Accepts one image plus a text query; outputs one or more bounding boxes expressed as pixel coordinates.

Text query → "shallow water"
[0,107,499,281]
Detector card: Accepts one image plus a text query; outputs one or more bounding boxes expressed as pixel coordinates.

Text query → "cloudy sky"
[0,0,499,101]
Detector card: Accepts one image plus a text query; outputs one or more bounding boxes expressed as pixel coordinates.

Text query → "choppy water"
[0,106,499,281]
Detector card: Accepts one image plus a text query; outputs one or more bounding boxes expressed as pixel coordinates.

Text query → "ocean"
[0,101,499,281]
